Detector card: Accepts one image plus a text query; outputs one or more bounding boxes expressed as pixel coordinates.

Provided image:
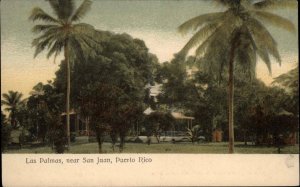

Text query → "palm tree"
[29,0,98,147]
[178,0,297,153]
[1,91,25,127]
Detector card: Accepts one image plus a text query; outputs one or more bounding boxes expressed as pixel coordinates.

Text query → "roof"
[143,107,155,115]
[143,108,195,120]
[278,109,294,116]
[171,112,195,120]
[61,110,77,116]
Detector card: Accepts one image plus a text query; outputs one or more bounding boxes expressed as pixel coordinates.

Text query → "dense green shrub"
[1,124,12,152]
[70,132,76,143]
[53,125,67,153]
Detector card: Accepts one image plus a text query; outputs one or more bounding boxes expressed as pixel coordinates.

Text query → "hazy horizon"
[1,0,298,99]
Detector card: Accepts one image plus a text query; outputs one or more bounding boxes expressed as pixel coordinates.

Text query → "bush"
[133,137,143,143]
[53,125,67,153]
[1,124,11,152]
[70,132,76,142]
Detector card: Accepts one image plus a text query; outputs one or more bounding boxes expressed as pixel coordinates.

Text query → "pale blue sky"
[1,0,298,97]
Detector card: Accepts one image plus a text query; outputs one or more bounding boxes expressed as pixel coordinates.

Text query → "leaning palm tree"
[1,91,25,127]
[29,0,99,147]
[178,0,297,153]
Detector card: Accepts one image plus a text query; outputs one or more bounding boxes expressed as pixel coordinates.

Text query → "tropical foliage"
[1,111,11,152]
[273,66,299,114]
[178,0,297,153]
[26,82,64,143]
[3,0,297,154]
[54,31,160,152]
[144,111,175,143]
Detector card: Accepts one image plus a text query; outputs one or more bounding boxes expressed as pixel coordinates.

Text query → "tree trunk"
[155,132,160,144]
[244,130,247,145]
[228,38,236,154]
[147,136,151,145]
[36,121,39,140]
[119,132,125,152]
[64,41,71,148]
[11,116,14,128]
[11,111,16,128]
[110,131,117,152]
[156,135,160,143]
[96,132,103,153]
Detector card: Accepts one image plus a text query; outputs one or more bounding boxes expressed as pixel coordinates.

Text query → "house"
[61,111,92,136]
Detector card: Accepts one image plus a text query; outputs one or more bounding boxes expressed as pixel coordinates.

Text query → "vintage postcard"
[1,0,299,186]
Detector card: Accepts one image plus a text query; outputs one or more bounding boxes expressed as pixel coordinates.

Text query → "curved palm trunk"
[64,41,71,148]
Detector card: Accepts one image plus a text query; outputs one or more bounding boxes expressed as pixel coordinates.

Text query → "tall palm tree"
[178,0,297,153]
[1,91,25,127]
[29,0,98,147]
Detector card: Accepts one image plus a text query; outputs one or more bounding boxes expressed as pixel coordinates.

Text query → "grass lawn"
[4,142,299,154]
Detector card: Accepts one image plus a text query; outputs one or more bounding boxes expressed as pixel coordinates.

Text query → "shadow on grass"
[234,144,271,148]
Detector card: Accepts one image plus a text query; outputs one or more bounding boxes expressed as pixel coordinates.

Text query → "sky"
[1,0,299,99]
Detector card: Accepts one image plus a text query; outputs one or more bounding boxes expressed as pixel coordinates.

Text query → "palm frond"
[68,37,86,61]
[47,0,75,21]
[195,14,236,57]
[47,39,64,59]
[239,26,258,80]
[235,45,257,79]
[15,93,24,104]
[212,0,240,7]
[252,0,298,10]
[33,35,56,58]
[196,29,230,80]
[71,23,101,58]
[4,108,12,112]
[32,27,61,46]
[1,91,23,106]
[53,50,60,64]
[72,23,103,50]
[251,10,296,33]
[47,0,61,18]
[71,36,91,57]
[58,0,75,20]
[178,12,224,35]
[247,18,281,64]
[2,93,11,103]
[240,0,252,8]
[4,91,17,104]
[71,0,92,22]
[257,48,272,75]
[72,23,95,35]
[31,24,60,34]
[29,7,60,23]
[1,100,11,106]
[32,27,64,58]
[71,38,101,61]
[179,23,219,56]
[75,34,102,55]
